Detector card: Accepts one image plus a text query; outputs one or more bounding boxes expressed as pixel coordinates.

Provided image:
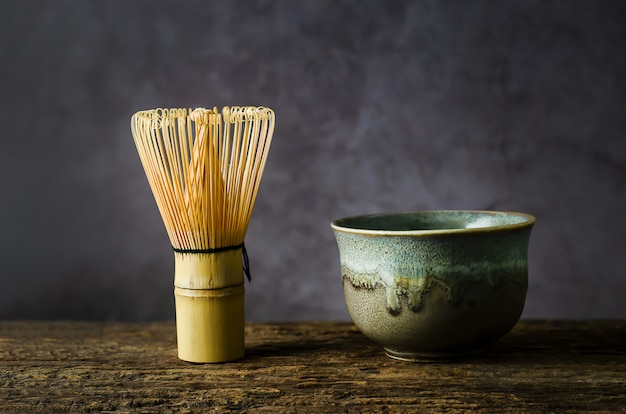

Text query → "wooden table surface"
[1,320,625,413]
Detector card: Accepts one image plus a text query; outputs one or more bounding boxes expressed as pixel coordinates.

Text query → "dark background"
[1,0,624,321]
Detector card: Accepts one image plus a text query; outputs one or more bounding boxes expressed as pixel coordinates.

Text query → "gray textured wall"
[1,0,624,321]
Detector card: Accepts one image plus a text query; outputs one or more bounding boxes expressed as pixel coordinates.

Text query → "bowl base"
[384,346,487,362]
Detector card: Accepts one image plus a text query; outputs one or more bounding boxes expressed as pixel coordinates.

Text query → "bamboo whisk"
[131,106,275,363]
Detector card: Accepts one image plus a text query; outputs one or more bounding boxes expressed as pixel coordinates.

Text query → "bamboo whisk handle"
[173,250,245,363]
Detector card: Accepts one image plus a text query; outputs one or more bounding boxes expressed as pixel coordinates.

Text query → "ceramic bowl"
[331,210,535,361]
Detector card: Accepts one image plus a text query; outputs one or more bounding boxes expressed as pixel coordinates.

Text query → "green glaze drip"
[342,264,526,314]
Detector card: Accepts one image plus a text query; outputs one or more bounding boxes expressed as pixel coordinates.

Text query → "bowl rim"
[330,210,536,236]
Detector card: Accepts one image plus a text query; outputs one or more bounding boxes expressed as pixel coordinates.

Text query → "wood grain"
[1,321,625,413]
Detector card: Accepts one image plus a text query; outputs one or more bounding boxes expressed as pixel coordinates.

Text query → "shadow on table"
[244,327,385,361]
[477,320,626,365]
[244,321,626,365]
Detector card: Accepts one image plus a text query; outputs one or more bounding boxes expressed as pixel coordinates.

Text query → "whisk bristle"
[131,106,275,252]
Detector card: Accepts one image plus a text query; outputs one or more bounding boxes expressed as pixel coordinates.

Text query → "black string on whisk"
[172,243,251,282]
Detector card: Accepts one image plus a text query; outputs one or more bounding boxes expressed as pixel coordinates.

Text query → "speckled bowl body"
[331,210,535,361]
